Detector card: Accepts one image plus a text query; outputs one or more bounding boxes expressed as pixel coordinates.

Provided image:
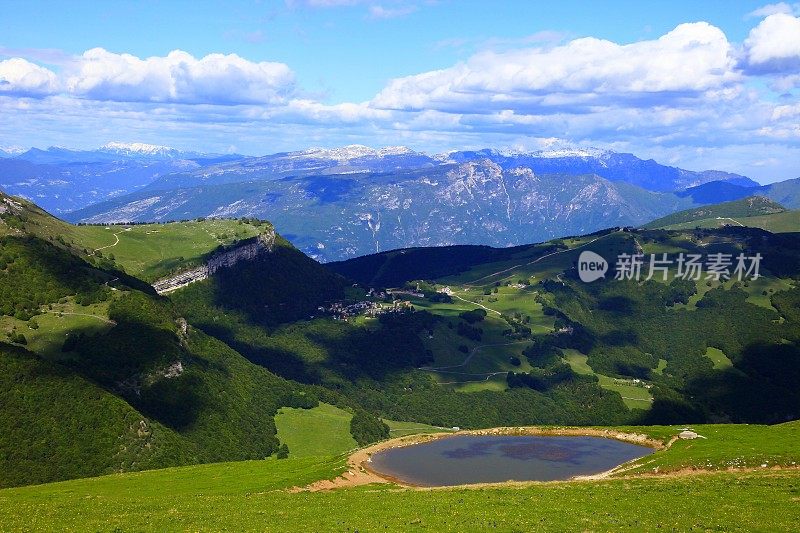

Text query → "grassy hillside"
[0,229,337,487]
[1,190,265,281]
[327,227,618,288]
[655,209,800,233]
[642,195,787,229]
[325,226,800,425]
[53,289,333,476]
[0,288,316,487]
[68,219,264,282]
[1,423,798,531]
[0,342,195,488]
[327,244,526,287]
[275,402,447,458]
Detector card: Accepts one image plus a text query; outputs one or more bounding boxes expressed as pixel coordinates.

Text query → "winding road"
[449,292,502,316]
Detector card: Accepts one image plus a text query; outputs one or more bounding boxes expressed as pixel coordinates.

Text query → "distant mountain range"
[1,142,238,164]
[2,143,798,261]
[69,160,700,261]
[134,145,757,193]
[0,143,244,214]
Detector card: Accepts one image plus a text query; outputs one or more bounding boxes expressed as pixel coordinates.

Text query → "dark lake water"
[369,435,653,486]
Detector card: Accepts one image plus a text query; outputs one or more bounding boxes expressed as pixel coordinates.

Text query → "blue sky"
[1,0,799,182]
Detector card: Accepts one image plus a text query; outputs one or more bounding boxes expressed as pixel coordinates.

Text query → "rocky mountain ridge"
[152,228,276,294]
[72,159,695,261]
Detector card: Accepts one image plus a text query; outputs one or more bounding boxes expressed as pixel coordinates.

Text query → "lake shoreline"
[296,426,666,491]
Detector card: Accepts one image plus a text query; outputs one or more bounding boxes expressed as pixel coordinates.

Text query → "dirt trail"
[450,292,502,315]
[94,230,124,251]
[716,216,744,227]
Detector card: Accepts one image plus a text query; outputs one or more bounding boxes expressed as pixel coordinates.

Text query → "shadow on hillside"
[71,319,208,430]
[208,245,346,327]
[685,341,800,424]
[188,307,438,386]
[637,340,800,426]
[198,323,321,384]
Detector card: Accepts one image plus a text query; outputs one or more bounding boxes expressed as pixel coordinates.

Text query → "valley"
[0,188,798,530]
[3,0,800,528]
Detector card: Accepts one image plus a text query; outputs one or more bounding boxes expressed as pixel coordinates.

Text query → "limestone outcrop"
[152,229,275,294]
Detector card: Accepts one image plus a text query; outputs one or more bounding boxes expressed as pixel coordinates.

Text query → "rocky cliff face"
[152,229,276,294]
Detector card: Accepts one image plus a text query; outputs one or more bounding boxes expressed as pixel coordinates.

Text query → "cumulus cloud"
[746,2,799,18]
[65,48,296,105]
[282,99,392,123]
[1,18,799,183]
[0,58,59,97]
[742,13,800,74]
[371,22,738,113]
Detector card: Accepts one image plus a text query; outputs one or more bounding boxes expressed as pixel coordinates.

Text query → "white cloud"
[742,13,800,74]
[288,0,419,19]
[0,58,59,97]
[746,2,799,18]
[1,18,799,183]
[65,48,296,105]
[368,4,417,19]
[280,99,392,123]
[371,22,738,113]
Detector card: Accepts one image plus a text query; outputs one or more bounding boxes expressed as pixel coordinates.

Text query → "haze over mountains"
[1,143,798,261]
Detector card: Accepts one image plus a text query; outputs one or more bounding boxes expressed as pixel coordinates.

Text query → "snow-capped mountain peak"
[0,145,26,156]
[532,147,612,159]
[101,142,179,156]
[295,144,416,161]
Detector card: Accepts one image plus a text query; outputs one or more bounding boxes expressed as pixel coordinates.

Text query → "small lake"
[369,435,653,486]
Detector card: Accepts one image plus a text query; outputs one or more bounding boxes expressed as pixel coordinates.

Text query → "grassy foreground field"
[2,465,798,532]
[2,423,799,531]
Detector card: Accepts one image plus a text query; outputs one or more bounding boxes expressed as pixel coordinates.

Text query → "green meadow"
[562,349,653,409]
[69,220,263,281]
[0,297,115,361]
[1,422,798,532]
[276,403,447,458]
[659,210,800,233]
